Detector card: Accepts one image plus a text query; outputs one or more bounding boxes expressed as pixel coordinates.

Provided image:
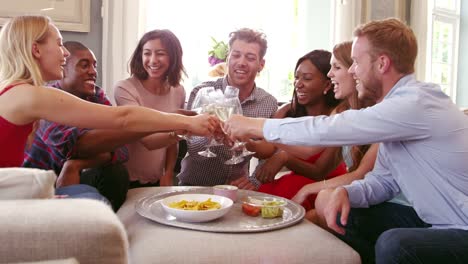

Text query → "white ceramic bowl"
[213,185,238,202]
[161,194,233,223]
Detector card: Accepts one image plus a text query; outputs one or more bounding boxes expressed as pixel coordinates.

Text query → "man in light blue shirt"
[224,18,468,264]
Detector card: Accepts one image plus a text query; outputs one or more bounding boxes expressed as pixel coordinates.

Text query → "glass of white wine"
[223,87,255,159]
[191,87,219,158]
[224,85,239,99]
[218,97,247,165]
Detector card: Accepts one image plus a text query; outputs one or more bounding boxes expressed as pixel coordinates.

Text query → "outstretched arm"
[5,84,217,136]
[227,95,432,147]
[245,104,288,159]
[224,115,266,141]
[73,129,150,158]
[73,129,181,157]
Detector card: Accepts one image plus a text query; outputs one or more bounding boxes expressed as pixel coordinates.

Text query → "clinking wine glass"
[218,97,249,165]
[175,88,214,142]
[224,85,239,98]
[191,87,219,158]
[223,87,255,159]
[179,86,216,141]
[190,87,215,114]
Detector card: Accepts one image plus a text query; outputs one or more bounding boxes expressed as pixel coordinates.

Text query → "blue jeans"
[336,202,468,264]
[55,184,111,207]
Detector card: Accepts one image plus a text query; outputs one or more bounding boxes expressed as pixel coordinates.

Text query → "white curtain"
[410,0,430,82]
[101,0,147,103]
[330,0,430,81]
[330,0,364,46]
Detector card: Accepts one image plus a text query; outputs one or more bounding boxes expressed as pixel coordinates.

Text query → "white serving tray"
[135,187,305,233]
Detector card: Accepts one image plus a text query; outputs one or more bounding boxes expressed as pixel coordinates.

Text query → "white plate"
[161,194,233,223]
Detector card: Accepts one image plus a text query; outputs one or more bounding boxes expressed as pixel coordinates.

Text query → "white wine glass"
[177,87,216,141]
[223,86,255,158]
[191,87,215,113]
[220,97,246,165]
[224,85,239,98]
[191,87,218,158]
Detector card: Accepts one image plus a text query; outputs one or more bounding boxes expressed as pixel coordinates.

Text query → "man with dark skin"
[24,41,183,210]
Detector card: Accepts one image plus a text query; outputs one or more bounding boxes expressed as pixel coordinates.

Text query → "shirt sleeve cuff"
[263,119,283,141]
[343,184,365,207]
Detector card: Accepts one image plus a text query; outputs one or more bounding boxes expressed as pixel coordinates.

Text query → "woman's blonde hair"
[0,15,51,89]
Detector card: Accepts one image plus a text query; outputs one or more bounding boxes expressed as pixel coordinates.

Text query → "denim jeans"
[336,202,468,264]
[55,184,111,207]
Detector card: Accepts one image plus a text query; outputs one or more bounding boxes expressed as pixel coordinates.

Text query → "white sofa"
[0,168,128,264]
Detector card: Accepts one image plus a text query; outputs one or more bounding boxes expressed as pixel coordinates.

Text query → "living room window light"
[103,1,462,105]
[144,0,331,103]
[428,0,461,100]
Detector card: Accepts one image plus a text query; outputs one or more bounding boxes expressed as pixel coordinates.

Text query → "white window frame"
[101,0,146,103]
[427,0,460,100]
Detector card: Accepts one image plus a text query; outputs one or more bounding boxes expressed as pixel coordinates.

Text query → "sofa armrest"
[0,199,128,264]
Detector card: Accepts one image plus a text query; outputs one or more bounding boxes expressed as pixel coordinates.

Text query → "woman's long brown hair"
[332,41,375,172]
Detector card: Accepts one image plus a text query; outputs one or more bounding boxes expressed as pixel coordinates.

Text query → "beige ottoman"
[117,187,360,264]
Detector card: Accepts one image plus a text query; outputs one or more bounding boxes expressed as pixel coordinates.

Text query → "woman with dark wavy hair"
[114,29,188,188]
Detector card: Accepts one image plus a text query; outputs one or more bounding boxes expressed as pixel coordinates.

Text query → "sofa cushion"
[0,199,128,264]
[0,168,56,199]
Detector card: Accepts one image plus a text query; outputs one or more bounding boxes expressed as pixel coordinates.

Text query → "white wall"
[298,0,331,51]
[62,0,103,87]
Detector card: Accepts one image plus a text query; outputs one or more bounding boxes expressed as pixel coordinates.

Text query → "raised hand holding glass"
[191,87,219,157]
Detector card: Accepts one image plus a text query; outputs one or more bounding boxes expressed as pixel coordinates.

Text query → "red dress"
[0,84,33,167]
[258,151,347,210]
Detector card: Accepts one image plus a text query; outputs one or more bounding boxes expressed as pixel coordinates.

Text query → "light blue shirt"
[342,143,411,206]
[263,75,468,229]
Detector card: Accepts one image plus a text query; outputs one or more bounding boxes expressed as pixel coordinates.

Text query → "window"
[428,0,460,99]
[144,0,330,103]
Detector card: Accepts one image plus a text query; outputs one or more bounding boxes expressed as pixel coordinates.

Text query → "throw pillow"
[0,168,56,199]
